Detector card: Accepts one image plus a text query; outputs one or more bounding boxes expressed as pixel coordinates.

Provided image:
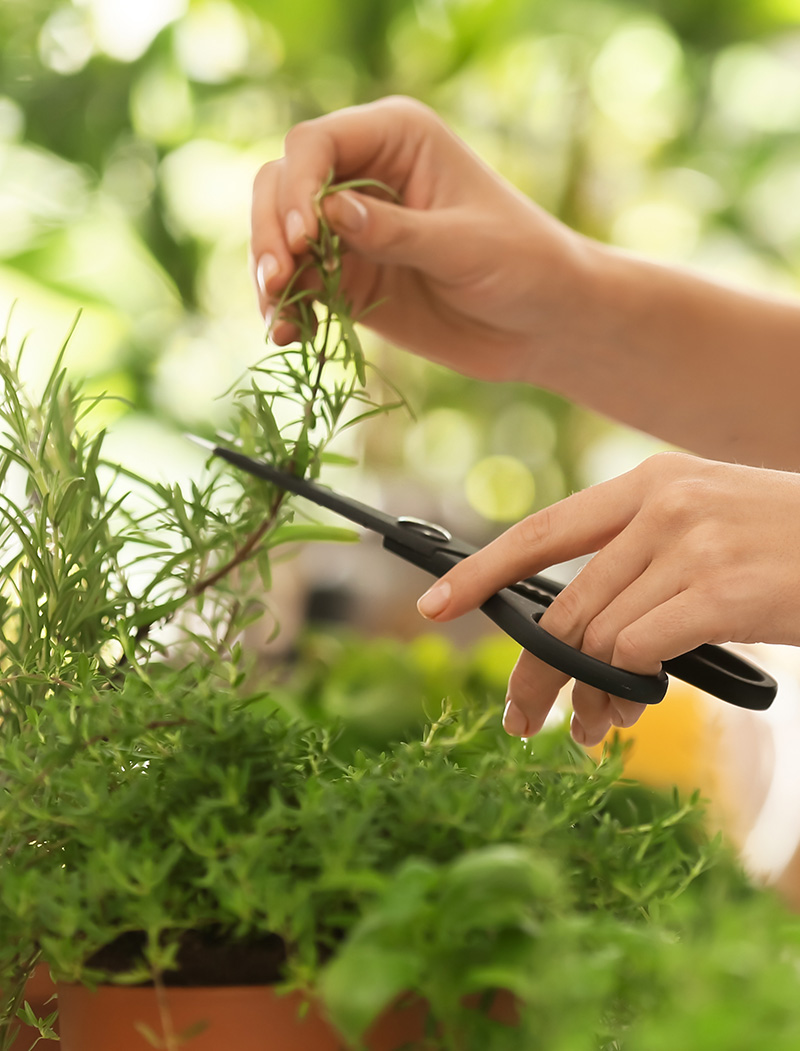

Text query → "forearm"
[536,241,800,471]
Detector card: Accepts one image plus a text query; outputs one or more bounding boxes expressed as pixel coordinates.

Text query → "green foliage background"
[2,0,800,521]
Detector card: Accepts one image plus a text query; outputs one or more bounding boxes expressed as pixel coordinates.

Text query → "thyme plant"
[0,670,730,1051]
[3,657,800,1051]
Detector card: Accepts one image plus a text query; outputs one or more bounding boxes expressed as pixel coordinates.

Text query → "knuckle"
[613,627,650,672]
[544,585,586,643]
[639,450,694,478]
[647,477,705,528]
[516,506,553,552]
[381,94,436,123]
[685,521,727,567]
[581,617,611,659]
[253,159,279,193]
[283,119,316,152]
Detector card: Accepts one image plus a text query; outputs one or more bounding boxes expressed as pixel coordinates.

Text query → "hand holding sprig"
[251,96,588,384]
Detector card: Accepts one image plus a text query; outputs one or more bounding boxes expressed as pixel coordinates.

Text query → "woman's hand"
[251,96,593,383]
[416,452,800,745]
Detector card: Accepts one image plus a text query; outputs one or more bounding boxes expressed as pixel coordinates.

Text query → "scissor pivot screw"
[396,517,452,542]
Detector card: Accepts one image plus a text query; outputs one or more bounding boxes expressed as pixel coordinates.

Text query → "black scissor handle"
[391,542,669,704]
[517,574,777,711]
[661,645,776,711]
[386,532,777,710]
[481,588,669,704]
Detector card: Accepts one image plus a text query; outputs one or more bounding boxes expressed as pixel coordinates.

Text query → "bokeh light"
[465,455,537,522]
[712,43,800,135]
[130,65,194,147]
[404,408,481,485]
[590,19,687,144]
[173,1,251,85]
[75,0,187,63]
[38,6,94,75]
[159,139,258,242]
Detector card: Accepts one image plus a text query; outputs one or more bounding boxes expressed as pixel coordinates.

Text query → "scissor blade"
[189,436,401,538]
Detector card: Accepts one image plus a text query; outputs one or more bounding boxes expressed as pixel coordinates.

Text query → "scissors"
[193,437,778,712]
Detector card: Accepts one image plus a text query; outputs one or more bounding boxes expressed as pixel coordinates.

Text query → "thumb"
[324,190,456,277]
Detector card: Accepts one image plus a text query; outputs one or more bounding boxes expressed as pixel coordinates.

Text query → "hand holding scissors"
[194,438,777,726]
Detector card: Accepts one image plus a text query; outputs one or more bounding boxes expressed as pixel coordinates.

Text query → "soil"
[85,927,287,987]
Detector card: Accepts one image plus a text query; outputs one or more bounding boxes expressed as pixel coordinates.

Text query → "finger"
[274,93,479,265]
[503,562,601,740]
[503,650,570,738]
[568,644,645,747]
[559,558,683,744]
[537,519,654,646]
[417,471,646,623]
[273,98,432,255]
[251,159,300,316]
[323,192,479,282]
[264,256,325,346]
[279,97,442,209]
[538,534,677,745]
[563,592,672,748]
[569,691,616,747]
[610,589,722,674]
[570,672,646,744]
[501,556,666,745]
[537,577,621,747]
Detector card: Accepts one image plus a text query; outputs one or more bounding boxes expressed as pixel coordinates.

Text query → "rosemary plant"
[0,177,402,722]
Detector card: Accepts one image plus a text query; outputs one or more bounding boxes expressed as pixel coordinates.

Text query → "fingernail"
[416,581,451,619]
[285,209,306,248]
[610,704,626,727]
[503,699,529,737]
[256,253,279,295]
[333,191,367,234]
[571,717,586,746]
[263,306,274,332]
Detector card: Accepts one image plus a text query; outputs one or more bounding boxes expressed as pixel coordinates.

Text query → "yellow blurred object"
[587,677,778,869]
[588,679,715,796]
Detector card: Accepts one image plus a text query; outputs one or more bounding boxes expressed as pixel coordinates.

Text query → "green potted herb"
[4,652,800,1051]
[0,646,730,1051]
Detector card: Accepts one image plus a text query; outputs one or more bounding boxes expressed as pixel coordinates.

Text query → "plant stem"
[189,490,285,597]
[152,970,178,1051]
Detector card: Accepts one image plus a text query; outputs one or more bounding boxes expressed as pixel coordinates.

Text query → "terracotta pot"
[56,983,431,1051]
[56,982,516,1050]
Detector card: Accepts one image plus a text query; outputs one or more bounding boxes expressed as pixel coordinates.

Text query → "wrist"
[515,230,617,391]
[523,235,661,399]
